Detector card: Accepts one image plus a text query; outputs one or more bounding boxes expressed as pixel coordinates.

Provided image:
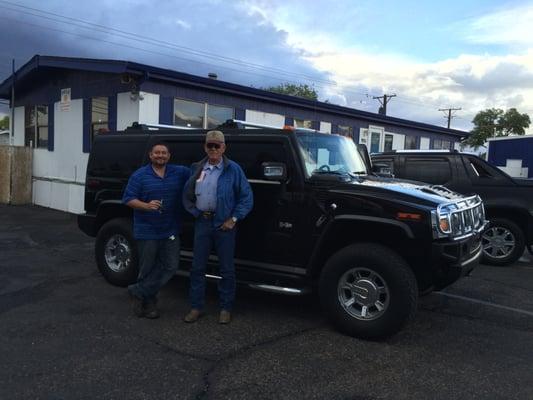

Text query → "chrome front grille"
[435,195,486,239]
[450,202,485,237]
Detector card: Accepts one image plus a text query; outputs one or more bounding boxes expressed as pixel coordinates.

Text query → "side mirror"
[261,162,287,181]
[372,163,394,178]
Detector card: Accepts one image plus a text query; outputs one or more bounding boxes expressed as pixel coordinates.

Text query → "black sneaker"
[144,301,160,319]
[129,292,145,318]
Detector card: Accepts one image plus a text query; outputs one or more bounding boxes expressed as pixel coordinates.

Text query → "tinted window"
[225,141,290,180]
[465,156,508,180]
[403,157,452,185]
[89,139,146,177]
[165,140,204,167]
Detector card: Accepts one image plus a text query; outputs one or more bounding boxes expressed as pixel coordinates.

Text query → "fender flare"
[308,215,414,276]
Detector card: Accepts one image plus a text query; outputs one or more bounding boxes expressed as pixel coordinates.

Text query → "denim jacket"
[183,156,253,227]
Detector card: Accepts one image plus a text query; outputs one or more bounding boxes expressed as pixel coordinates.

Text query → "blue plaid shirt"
[122,164,191,240]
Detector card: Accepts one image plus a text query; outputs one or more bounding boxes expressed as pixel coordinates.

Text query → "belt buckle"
[202,211,214,218]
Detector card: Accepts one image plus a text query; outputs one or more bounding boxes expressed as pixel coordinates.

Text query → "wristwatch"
[231,216,238,223]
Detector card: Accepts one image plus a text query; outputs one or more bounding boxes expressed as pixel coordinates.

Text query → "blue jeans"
[128,236,180,303]
[189,217,236,311]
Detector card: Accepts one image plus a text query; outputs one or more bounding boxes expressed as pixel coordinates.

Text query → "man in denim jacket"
[182,130,253,324]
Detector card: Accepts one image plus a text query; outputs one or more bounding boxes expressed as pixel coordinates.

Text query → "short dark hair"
[149,142,170,153]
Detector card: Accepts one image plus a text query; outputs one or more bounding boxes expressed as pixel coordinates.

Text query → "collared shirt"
[194,160,223,212]
[122,164,191,240]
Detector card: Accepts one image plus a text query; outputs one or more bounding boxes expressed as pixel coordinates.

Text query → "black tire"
[319,243,418,340]
[481,218,525,266]
[95,218,139,287]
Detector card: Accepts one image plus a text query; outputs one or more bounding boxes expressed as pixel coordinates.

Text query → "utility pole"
[373,94,396,115]
[10,59,15,145]
[438,107,461,129]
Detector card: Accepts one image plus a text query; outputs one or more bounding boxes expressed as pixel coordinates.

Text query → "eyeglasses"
[206,142,221,149]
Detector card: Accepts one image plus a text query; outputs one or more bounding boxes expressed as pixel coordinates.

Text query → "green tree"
[0,115,9,130]
[263,83,318,101]
[464,108,530,149]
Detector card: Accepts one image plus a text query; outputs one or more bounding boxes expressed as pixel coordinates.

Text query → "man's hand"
[220,218,236,231]
[126,199,162,211]
[145,200,162,211]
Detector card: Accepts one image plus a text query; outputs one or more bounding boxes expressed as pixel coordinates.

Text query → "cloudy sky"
[0,0,532,132]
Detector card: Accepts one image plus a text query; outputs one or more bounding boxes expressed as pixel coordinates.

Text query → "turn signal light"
[396,212,422,221]
[439,217,450,233]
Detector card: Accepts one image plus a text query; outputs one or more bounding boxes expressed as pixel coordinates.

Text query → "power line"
[0,1,335,86]
[0,3,485,127]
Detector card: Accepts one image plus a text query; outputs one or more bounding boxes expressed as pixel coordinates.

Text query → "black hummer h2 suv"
[78,123,487,339]
[371,150,533,266]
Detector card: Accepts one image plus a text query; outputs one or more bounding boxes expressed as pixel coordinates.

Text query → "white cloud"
[174,19,191,30]
[460,4,533,46]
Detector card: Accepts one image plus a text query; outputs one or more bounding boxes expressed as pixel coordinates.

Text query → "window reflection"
[207,104,233,129]
[174,98,204,128]
[91,97,109,140]
[25,105,48,148]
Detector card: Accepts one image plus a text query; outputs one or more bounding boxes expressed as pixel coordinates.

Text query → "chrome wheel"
[104,234,132,273]
[482,226,515,259]
[337,267,390,321]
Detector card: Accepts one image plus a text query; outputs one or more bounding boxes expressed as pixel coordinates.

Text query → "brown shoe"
[129,291,145,318]
[144,301,160,319]
[219,310,231,324]
[183,309,203,323]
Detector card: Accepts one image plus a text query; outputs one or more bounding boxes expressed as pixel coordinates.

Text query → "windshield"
[296,132,368,177]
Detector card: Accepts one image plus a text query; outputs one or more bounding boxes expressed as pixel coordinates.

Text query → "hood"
[329,175,465,206]
[513,177,533,187]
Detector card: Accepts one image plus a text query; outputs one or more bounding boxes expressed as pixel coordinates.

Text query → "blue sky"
[0,0,532,131]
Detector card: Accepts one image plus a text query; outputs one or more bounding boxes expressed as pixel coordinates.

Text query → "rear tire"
[319,243,418,340]
[481,218,525,266]
[95,218,138,287]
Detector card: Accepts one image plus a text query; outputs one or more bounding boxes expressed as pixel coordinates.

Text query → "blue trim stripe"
[159,96,173,125]
[235,108,245,121]
[82,98,91,153]
[47,102,54,151]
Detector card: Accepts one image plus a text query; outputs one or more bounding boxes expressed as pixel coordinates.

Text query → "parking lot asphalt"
[1,204,533,400]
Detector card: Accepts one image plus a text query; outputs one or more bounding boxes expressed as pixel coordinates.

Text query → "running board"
[175,270,308,296]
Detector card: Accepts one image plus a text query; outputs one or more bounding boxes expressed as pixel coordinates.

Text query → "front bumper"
[77,213,97,237]
[431,230,483,289]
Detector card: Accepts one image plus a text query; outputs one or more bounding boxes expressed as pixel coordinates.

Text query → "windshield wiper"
[312,169,348,176]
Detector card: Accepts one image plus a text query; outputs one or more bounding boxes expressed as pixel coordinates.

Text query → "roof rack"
[217,119,317,132]
[394,149,457,153]
[125,122,197,131]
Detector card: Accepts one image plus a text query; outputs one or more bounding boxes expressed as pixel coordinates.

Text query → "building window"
[337,125,353,138]
[24,105,48,148]
[91,97,109,140]
[174,99,234,129]
[294,118,313,129]
[359,128,368,146]
[405,135,417,149]
[433,138,451,149]
[174,98,204,128]
[384,134,393,152]
[207,104,234,129]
